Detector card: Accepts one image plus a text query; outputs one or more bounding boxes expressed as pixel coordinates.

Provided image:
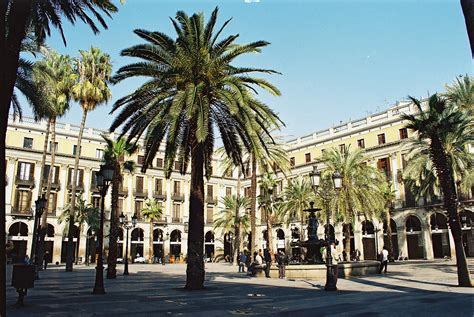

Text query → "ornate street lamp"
[32,195,47,279]
[120,212,137,275]
[92,164,114,295]
[309,164,342,291]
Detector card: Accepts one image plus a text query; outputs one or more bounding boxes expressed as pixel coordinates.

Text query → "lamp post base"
[324,266,337,291]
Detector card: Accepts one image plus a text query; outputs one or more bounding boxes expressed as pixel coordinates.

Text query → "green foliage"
[102,136,137,175]
[110,7,283,178]
[281,176,315,225]
[214,195,251,234]
[58,195,99,235]
[141,198,164,222]
[444,74,474,113]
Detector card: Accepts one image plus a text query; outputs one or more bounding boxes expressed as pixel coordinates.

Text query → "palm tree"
[66,47,112,272]
[214,195,251,264]
[444,75,474,112]
[282,177,315,240]
[218,132,289,257]
[320,147,386,258]
[380,182,396,261]
[258,172,279,259]
[32,49,75,264]
[402,94,473,287]
[59,196,100,264]
[102,136,137,279]
[110,8,282,289]
[141,198,164,263]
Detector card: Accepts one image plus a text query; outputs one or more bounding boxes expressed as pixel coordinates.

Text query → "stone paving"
[5,259,474,316]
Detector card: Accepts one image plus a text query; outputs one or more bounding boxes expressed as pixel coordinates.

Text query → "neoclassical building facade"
[5,100,474,264]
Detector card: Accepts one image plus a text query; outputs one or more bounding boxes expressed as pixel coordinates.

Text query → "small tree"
[141,198,164,262]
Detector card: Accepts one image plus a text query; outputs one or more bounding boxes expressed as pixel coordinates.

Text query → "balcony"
[10,207,33,217]
[15,176,35,188]
[172,193,184,202]
[134,189,148,198]
[43,179,61,191]
[153,218,167,226]
[206,218,214,224]
[67,182,84,191]
[206,196,217,205]
[153,191,167,201]
[171,217,182,223]
[119,186,128,197]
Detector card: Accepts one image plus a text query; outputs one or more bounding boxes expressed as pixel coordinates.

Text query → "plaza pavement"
[5,259,474,316]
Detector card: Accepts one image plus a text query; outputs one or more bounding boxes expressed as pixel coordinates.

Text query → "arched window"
[170,230,181,242]
[405,215,422,233]
[8,222,28,236]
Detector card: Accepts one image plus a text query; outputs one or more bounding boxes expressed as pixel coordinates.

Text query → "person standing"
[263,249,272,278]
[43,251,51,270]
[379,246,389,274]
[238,252,247,273]
[277,251,288,278]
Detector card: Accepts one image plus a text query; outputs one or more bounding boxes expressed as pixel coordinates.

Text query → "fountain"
[290,202,327,264]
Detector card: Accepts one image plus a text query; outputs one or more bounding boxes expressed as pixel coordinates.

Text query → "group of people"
[237,249,289,279]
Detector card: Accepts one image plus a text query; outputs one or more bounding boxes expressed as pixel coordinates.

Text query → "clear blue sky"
[20,0,473,139]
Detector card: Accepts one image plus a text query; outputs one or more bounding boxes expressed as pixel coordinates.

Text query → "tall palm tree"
[32,49,75,264]
[141,198,164,263]
[282,177,315,240]
[402,94,473,287]
[218,132,289,257]
[380,182,396,261]
[59,196,100,264]
[102,136,137,279]
[444,75,474,112]
[214,195,251,264]
[0,2,116,311]
[66,47,112,272]
[258,172,278,259]
[110,8,282,289]
[320,147,386,258]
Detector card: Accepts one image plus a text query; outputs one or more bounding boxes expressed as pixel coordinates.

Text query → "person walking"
[43,251,51,270]
[379,246,389,274]
[263,249,272,278]
[277,250,288,278]
[238,252,247,273]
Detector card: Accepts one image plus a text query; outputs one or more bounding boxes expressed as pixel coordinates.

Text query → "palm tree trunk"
[75,224,82,264]
[266,214,274,261]
[106,166,120,279]
[0,4,32,307]
[66,108,88,271]
[185,141,205,290]
[430,138,472,287]
[37,118,54,268]
[461,0,474,58]
[344,223,351,260]
[38,119,52,195]
[150,221,154,263]
[385,209,394,261]
[250,156,257,257]
[233,223,240,266]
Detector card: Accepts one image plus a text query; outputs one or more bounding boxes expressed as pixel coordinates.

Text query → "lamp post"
[228,232,234,263]
[119,212,137,275]
[92,164,114,295]
[309,165,342,291]
[31,195,47,279]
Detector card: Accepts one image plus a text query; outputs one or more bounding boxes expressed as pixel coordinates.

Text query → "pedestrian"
[263,249,272,278]
[248,251,265,276]
[379,246,389,274]
[43,251,50,270]
[277,250,287,278]
[238,251,247,273]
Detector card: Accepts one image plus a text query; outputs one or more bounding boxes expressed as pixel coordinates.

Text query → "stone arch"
[205,231,215,259]
[170,229,182,258]
[131,228,145,260]
[361,220,376,260]
[7,221,28,261]
[430,212,451,258]
[405,215,423,259]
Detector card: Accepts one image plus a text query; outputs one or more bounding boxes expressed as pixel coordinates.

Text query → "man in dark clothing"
[263,249,272,278]
[43,251,50,270]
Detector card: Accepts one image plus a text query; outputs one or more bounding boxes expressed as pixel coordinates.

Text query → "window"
[43,165,59,184]
[174,161,182,171]
[92,196,101,209]
[172,203,181,221]
[17,162,34,181]
[155,178,163,195]
[136,176,144,192]
[377,133,386,145]
[95,149,104,159]
[226,187,232,197]
[290,157,295,167]
[117,198,124,214]
[206,206,214,223]
[173,181,181,195]
[305,153,311,163]
[14,190,32,213]
[399,128,408,140]
[156,158,163,168]
[23,137,33,149]
[244,187,251,198]
[46,192,57,214]
[72,145,82,156]
[377,158,391,179]
[48,141,58,153]
[207,185,214,197]
[135,200,143,220]
[67,168,84,186]
[137,155,145,165]
[339,144,346,154]
[357,139,365,149]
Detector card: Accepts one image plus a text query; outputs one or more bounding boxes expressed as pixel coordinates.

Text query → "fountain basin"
[269,261,381,279]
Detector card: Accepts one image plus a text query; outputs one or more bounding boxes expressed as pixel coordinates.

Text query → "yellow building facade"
[5,100,474,265]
